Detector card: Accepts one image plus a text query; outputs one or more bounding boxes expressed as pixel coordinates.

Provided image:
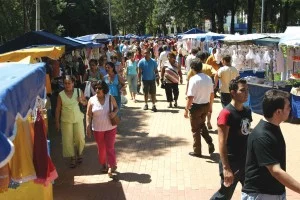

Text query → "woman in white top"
[86,81,118,177]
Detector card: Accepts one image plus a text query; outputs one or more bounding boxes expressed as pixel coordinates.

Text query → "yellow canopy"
[0,45,65,62]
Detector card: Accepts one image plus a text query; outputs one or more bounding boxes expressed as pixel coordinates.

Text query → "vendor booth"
[279,26,300,119]
[0,62,57,199]
[220,33,293,114]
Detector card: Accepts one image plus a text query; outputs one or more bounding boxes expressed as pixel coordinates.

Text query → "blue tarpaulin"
[183,28,206,34]
[0,30,84,54]
[0,62,46,138]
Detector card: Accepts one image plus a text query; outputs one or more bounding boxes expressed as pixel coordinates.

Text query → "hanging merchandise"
[263,51,271,64]
[33,111,58,186]
[0,164,10,193]
[9,118,36,183]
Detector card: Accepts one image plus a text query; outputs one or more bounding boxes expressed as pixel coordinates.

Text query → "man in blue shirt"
[138,48,160,112]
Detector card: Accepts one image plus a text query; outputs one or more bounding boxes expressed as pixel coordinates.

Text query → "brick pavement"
[51,77,300,200]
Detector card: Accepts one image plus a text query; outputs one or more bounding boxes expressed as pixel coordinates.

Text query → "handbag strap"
[109,95,112,112]
[76,88,79,98]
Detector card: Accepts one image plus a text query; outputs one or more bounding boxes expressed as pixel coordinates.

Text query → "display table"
[247,83,292,114]
[239,69,265,78]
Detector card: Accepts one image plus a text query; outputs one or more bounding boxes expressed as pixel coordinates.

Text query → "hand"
[184,109,189,118]
[109,111,117,119]
[86,127,92,138]
[55,122,60,132]
[223,168,234,187]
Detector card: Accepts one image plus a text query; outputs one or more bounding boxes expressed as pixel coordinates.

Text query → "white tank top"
[90,94,117,131]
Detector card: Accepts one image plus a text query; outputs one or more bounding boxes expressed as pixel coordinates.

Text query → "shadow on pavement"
[205,153,220,163]
[54,180,126,200]
[113,172,151,183]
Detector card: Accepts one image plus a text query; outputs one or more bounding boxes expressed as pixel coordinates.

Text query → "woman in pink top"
[86,81,118,177]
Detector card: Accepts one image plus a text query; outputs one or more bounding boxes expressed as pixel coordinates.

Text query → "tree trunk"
[281,1,289,32]
[230,10,235,34]
[247,0,256,33]
[211,10,216,32]
[216,14,224,33]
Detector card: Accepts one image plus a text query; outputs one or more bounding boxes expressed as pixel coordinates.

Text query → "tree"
[247,0,256,33]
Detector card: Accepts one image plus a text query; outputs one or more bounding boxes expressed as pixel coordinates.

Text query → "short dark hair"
[222,55,231,63]
[196,52,208,61]
[93,80,109,94]
[262,89,290,118]
[190,58,203,72]
[127,51,134,58]
[191,48,198,55]
[89,59,98,66]
[229,76,247,92]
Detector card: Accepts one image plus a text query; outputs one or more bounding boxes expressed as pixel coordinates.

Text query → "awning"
[0,30,83,54]
[0,45,65,62]
[0,62,46,138]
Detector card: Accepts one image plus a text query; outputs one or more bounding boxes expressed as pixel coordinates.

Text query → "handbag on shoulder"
[77,88,87,114]
[109,95,120,126]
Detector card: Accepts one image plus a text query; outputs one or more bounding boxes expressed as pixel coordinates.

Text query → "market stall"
[220,33,292,114]
[0,62,57,199]
[279,26,300,119]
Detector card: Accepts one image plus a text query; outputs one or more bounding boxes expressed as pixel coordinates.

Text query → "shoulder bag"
[109,95,120,126]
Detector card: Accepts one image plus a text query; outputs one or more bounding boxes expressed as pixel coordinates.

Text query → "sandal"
[77,156,83,164]
[101,164,108,173]
[108,166,117,178]
[207,122,213,130]
[69,157,76,168]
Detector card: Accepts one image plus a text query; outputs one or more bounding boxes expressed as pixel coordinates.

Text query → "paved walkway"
[50,78,300,200]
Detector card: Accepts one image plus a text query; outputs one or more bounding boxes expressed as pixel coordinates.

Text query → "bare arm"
[184,96,194,118]
[266,164,300,194]
[138,67,142,82]
[160,66,166,81]
[55,95,62,131]
[209,92,214,113]
[79,90,87,106]
[86,100,93,138]
[214,73,219,89]
[218,125,234,186]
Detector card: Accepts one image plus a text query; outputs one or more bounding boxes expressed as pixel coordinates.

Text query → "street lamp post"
[261,0,264,33]
[109,0,112,35]
[36,0,40,31]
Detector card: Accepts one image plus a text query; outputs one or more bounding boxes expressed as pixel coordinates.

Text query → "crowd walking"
[49,38,300,199]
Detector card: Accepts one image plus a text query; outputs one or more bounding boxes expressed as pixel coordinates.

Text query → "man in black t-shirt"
[211,77,252,200]
[242,89,300,199]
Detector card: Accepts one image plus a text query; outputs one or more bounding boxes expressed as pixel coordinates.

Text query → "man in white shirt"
[106,44,117,62]
[184,58,215,157]
[159,45,169,72]
[215,55,239,107]
[185,48,198,74]
[122,41,130,59]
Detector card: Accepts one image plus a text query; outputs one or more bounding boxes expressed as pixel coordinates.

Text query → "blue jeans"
[241,192,286,200]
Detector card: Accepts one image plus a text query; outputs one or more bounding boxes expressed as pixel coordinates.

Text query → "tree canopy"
[0,0,299,43]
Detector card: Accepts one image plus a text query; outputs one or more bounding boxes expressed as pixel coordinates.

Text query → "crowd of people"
[48,38,300,197]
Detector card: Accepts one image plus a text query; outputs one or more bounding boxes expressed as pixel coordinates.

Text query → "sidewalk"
[51,80,300,200]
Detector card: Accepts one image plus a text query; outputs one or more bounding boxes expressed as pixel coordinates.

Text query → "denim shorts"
[241,192,286,200]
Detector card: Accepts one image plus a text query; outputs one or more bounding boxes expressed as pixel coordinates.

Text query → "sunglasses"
[94,86,103,90]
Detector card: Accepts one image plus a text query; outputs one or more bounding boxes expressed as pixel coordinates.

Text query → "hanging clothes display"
[33,111,58,186]
[9,117,36,183]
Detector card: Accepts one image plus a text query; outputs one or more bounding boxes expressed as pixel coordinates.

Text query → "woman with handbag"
[104,62,126,114]
[86,81,119,177]
[160,52,183,108]
[55,75,87,168]
[125,51,138,102]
